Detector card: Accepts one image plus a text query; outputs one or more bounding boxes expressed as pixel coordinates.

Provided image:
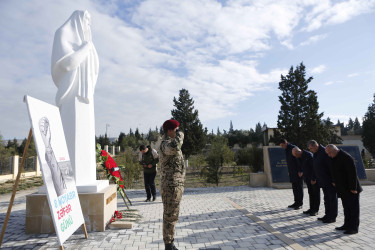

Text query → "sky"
[1,0,375,140]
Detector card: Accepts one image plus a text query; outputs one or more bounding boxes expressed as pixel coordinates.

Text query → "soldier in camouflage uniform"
[159,119,185,250]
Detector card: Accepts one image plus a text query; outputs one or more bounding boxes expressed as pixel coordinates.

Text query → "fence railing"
[0,156,12,175]
[0,155,41,181]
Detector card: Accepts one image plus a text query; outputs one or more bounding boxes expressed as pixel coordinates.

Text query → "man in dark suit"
[280,139,303,210]
[307,140,337,223]
[325,144,362,234]
[292,147,320,216]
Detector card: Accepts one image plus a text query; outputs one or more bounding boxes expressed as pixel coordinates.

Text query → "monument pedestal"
[249,172,267,187]
[26,184,117,234]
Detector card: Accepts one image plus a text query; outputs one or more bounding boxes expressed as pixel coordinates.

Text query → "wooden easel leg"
[120,190,129,210]
[59,245,64,250]
[81,223,88,239]
[0,129,33,247]
[121,187,132,206]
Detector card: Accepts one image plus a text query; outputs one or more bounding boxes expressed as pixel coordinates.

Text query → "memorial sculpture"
[51,10,102,190]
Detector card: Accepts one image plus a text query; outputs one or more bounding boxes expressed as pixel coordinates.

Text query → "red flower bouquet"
[100,150,124,188]
[97,144,132,208]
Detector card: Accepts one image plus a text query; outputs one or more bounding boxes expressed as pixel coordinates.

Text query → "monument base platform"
[26,184,117,234]
[38,180,109,194]
[249,172,267,187]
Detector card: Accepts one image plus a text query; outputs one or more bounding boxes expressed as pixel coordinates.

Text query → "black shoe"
[288,203,296,208]
[165,242,178,250]
[309,211,318,216]
[322,218,336,224]
[294,205,302,210]
[344,230,358,235]
[153,197,156,201]
[303,209,311,214]
[317,216,327,221]
[145,199,151,202]
[335,225,348,231]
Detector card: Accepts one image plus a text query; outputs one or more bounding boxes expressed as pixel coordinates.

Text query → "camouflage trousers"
[161,185,184,244]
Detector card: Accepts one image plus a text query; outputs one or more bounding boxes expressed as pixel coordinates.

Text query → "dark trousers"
[306,182,320,212]
[292,178,304,206]
[144,172,156,199]
[341,193,360,231]
[322,185,338,220]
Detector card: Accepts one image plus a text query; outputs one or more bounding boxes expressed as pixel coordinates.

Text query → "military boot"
[165,242,178,250]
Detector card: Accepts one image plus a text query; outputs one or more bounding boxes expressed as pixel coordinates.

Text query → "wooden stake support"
[0,128,33,247]
[82,223,88,239]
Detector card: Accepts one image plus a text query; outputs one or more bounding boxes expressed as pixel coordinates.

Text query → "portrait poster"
[25,95,84,246]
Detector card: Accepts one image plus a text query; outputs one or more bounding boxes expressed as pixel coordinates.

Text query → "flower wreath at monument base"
[110,209,141,223]
[96,144,132,209]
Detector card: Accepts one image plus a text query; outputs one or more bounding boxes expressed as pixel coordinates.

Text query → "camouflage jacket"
[158,131,185,187]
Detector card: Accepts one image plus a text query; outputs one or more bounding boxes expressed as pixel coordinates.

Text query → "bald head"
[292,147,302,158]
[325,144,339,158]
[307,140,319,153]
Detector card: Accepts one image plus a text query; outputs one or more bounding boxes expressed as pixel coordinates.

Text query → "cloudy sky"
[1,0,375,140]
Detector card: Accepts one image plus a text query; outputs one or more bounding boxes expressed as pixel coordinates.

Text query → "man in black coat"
[307,140,337,223]
[292,147,320,216]
[325,144,362,234]
[280,139,303,209]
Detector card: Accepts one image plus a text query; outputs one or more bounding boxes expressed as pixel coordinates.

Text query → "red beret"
[162,119,180,131]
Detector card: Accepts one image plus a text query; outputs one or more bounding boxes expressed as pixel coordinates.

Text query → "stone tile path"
[1,185,374,249]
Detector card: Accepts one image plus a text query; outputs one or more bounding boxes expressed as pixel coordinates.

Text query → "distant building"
[341,135,371,158]
[262,125,276,146]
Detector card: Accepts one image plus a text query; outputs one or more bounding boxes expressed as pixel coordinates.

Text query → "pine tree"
[129,128,134,137]
[229,120,234,133]
[337,119,347,136]
[353,117,362,135]
[135,128,141,140]
[347,118,354,132]
[277,62,337,148]
[171,88,206,158]
[117,132,127,151]
[204,136,233,186]
[362,94,375,156]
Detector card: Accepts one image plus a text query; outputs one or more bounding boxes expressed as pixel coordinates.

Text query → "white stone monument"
[26,10,116,234]
[51,10,107,192]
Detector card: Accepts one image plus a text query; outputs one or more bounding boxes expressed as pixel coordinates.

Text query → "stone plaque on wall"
[336,145,367,179]
[267,148,289,183]
[266,145,366,184]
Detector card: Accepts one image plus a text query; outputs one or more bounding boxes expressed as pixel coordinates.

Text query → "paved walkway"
[1,185,374,249]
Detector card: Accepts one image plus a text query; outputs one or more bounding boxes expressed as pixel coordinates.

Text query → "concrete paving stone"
[223,240,238,246]
[191,243,206,248]
[255,238,268,244]
[120,247,138,250]
[107,240,122,246]
[268,244,285,249]
[220,246,236,250]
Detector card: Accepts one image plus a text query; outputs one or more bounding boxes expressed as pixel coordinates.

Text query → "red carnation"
[101,150,124,188]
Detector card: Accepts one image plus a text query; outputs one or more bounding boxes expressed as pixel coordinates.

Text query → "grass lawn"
[0,166,251,195]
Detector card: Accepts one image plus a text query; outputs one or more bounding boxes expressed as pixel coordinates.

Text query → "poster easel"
[0,129,88,249]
